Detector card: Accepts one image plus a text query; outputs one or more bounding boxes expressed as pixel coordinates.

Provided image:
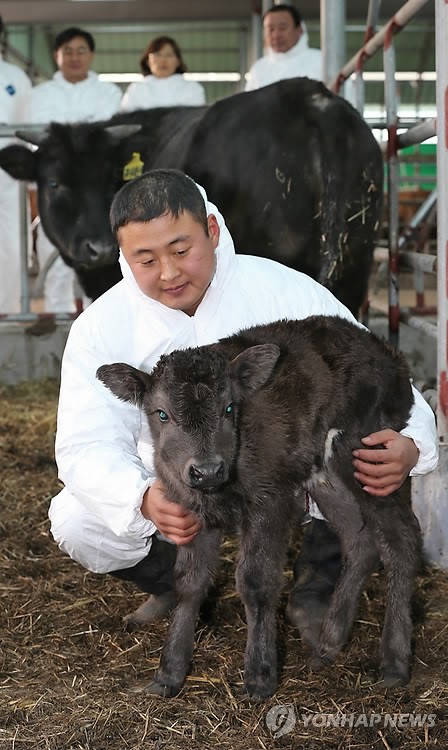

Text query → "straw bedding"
[1,380,447,749]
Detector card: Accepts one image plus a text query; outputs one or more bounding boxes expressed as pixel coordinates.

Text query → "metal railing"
[329,0,448,569]
[0,124,79,323]
[328,0,435,346]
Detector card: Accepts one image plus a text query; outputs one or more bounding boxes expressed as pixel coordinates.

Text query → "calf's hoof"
[123,591,176,628]
[244,665,277,702]
[307,649,334,672]
[380,667,410,688]
[244,679,277,702]
[142,678,182,697]
[286,599,326,649]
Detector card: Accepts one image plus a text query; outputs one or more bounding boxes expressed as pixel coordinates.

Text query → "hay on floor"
[1,380,447,749]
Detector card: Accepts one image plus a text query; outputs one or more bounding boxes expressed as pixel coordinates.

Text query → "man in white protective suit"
[27,26,122,312]
[0,46,32,313]
[47,168,438,634]
[245,4,323,92]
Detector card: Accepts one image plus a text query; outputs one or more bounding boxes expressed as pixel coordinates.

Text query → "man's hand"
[352,429,419,497]
[141,479,202,545]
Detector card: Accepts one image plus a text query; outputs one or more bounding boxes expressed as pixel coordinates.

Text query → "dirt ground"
[1,380,448,750]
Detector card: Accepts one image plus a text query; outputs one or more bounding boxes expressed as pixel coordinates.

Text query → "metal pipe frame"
[328,0,432,93]
[320,1,346,86]
[435,0,448,427]
[354,0,382,113]
[384,18,401,346]
[397,117,437,148]
[374,248,436,275]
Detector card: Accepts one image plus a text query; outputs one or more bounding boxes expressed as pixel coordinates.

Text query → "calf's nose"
[188,460,228,489]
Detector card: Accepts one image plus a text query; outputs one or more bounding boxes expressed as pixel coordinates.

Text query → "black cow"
[97,316,421,700]
[0,78,383,315]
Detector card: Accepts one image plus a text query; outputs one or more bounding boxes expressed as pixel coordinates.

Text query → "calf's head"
[97,344,280,503]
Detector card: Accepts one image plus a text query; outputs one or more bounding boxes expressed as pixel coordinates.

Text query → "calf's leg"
[310,479,379,664]
[145,527,222,696]
[236,515,289,700]
[370,502,421,686]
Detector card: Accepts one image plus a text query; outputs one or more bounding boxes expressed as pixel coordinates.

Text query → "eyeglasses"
[60,46,91,57]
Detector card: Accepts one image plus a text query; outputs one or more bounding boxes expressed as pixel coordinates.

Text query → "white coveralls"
[48,186,439,575]
[120,74,205,112]
[27,71,122,312]
[0,56,32,313]
[245,25,323,92]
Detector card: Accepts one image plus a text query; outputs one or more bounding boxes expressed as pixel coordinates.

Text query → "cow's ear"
[15,129,48,146]
[0,144,37,182]
[229,344,280,399]
[96,363,154,407]
[104,124,142,144]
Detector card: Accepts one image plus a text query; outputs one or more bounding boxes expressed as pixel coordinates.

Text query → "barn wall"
[0,317,436,387]
[0,323,70,385]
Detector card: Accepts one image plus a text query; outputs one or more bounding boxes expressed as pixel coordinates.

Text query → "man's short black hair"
[263,4,302,27]
[53,27,95,53]
[110,169,209,237]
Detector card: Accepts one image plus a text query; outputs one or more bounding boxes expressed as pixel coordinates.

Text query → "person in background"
[245,4,322,92]
[0,20,32,313]
[26,27,122,313]
[120,35,206,112]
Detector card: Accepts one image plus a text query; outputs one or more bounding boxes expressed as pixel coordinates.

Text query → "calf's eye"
[225,403,234,417]
[158,410,169,422]
[48,178,59,189]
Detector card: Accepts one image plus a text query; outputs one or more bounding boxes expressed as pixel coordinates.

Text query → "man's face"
[263,10,302,53]
[54,35,94,83]
[118,210,220,316]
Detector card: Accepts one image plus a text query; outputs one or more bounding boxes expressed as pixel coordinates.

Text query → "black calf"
[97,315,421,699]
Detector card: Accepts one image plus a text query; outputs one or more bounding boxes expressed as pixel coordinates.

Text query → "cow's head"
[0,122,141,273]
[97,343,280,515]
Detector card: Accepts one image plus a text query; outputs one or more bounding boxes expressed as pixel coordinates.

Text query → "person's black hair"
[262,4,302,27]
[53,27,95,53]
[140,36,186,77]
[110,169,208,236]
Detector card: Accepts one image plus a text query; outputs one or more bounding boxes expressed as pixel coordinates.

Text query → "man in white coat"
[245,4,322,92]
[0,52,32,313]
[48,169,438,632]
[27,27,122,312]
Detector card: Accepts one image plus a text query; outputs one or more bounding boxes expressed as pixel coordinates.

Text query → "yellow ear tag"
[122,152,144,181]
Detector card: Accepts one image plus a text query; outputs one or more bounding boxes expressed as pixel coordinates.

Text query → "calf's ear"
[96,363,153,407]
[0,144,37,182]
[229,344,280,399]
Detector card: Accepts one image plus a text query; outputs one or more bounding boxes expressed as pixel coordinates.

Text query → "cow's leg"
[372,503,421,686]
[310,479,378,665]
[236,513,289,700]
[144,527,222,697]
